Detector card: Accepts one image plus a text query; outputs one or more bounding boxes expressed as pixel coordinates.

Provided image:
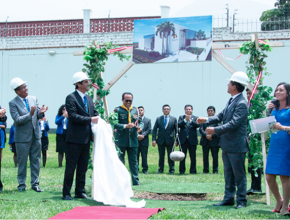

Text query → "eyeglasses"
[163,108,170,110]
[124,99,133,103]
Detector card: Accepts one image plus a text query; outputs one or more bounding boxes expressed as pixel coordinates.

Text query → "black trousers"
[202,143,220,173]
[63,142,90,196]
[222,151,247,206]
[158,144,174,173]
[179,139,196,173]
[137,142,149,172]
[248,152,262,190]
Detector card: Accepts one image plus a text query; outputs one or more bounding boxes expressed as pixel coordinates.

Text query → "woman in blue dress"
[266,82,290,215]
[0,120,7,160]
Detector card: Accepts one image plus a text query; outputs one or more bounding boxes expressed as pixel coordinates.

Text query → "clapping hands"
[0,108,6,118]
[40,105,48,114]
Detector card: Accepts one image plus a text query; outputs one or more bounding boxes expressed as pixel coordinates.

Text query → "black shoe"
[169,172,174,175]
[203,171,209,174]
[213,201,235,206]
[0,187,2,192]
[32,186,43,192]
[18,188,26,192]
[180,172,185,175]
[133,182,141,186]
[213,171,218,174]
[190,172,197,174]
[62,195,74,200]
[235,204,246,209]
[157,171,163,174]
[143,171,148,174]
[75,193,88,199]
[246,188,254,195]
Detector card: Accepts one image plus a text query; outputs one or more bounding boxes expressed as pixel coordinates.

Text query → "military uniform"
[114,106,143,185]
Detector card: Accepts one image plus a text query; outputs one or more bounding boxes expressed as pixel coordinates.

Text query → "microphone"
[267,97,277,117]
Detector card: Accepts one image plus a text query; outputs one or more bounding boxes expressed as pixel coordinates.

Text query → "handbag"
[170,133,185,161]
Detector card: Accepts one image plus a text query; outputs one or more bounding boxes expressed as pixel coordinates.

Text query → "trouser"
[137,142,149,172]
[202,143,220,173]
[248,152,262,190]
[179,139,196,173]
[16,134,41,190]
[119,146,140,185]
[158,144,175,173]
[222,151,247,206]
[63,142,90,196]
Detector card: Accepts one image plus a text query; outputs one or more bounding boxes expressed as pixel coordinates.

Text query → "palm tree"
[155,21,175,55]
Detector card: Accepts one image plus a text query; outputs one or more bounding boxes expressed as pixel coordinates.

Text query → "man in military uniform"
[114,92,143,185]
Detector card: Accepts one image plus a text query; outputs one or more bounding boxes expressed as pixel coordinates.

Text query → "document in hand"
[249,116,276,134]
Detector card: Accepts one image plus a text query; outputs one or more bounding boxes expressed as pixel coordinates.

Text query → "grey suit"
[207,93,249,206]
[9,95,44,190]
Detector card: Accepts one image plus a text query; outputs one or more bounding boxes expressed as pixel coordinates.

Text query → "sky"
[0,0,278,23]
[133,16,212,42]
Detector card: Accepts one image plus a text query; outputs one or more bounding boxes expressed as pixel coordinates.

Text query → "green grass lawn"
[0,134,287,219]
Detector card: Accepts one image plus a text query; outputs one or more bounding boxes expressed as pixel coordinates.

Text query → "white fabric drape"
[91,118,145,208]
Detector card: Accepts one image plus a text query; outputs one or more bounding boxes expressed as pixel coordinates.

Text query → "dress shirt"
[228,93,242,108]
[40,121,45,130]
[76,89,86,101]
[63,118,67,130]
[17,95,28,108]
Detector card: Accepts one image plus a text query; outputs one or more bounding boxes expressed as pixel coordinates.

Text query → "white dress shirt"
[76,89,86,101]
[17,95,28,108]
[63,118,67,130]
[40,120,45,131]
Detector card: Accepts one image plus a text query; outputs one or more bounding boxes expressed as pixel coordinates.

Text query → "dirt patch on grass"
[133,192,207,201]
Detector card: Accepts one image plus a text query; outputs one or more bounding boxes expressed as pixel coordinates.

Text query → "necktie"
[227,97,233,107]
[186,121,190,137]
[164,116,168,128]
[83,96,88,112]
[23,99,30,112]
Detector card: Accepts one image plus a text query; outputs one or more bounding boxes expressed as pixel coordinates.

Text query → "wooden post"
[100,72,110,118]
[261,132,271,205]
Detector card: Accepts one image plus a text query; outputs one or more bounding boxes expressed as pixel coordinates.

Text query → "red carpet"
[49,206,164,219]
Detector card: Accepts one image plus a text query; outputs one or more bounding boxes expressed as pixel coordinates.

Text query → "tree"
[196,30,206,40]
[155,21,175,55]
[260,0,290,30]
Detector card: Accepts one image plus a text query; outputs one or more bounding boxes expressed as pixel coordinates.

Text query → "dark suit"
[63,90,98,197]
[207,93,249,206]
[199,123,220,173]
[178,115,199,174]
[152,115,178,173]
[138,116,151,173]
[0,106,7,190]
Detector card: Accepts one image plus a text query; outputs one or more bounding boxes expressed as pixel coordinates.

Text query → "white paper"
[250,116,276,134]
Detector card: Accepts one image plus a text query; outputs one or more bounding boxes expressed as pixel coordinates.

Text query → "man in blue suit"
[197,72,249,209]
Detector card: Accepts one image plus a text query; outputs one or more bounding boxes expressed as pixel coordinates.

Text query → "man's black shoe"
[213,171,218,174]
[18,188,25,192]
[247,188,262,195]
[133,182,141,186]
[203,171,209,174]
[0,187,2,192]
[75,193,88,199]
[32,186,43,192]
[235,204,246,209]
[157,171,163,174]
[62,195,74,200]
[180,172,185,175]
[190,172,197,174]
[213,201,235,206]
[169,172,174,175]
[143,171,148,174]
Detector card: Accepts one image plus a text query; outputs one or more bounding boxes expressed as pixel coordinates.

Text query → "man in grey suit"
[197,72,249,209]
[137,106,151,174]
[9,78,48,192]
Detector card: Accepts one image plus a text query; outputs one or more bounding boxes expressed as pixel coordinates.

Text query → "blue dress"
[0,122,5,149]
[266,108,290,176]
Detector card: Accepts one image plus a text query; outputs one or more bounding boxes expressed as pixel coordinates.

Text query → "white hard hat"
[170,151,185,161]
[10,78,27,90]
[72,72,91,85]
[227,71,249,86]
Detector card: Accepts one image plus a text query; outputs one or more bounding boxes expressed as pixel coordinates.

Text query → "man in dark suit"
[0,107,7,192]
[197,72,249,209]
[178,104,199,174]
[62,72,99,200]
[114,93,143,185]
[152,104,178,174]
[246,88,262,194]
[199,106,220,174]
[137,106,151,174]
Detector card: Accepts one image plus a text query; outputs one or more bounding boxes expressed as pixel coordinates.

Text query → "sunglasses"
[124,99,133,103]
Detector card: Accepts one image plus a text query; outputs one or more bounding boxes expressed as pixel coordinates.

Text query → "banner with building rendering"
[133,15,212,64]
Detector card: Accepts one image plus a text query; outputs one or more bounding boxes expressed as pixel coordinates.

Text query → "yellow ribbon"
[121,104,133,123]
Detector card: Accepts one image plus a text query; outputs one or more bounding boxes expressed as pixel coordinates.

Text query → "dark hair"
[246,88,250,92]
[231,81,245,93]
[138,106,144,110]
[207,106,216,112]
[75,81,83,90]
[162,104,170,110]
[184,104,193,110]
[274,82,290,110]
[122,92,133,99]
[57,104,66,116]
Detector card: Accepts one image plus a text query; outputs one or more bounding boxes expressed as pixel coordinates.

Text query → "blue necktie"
[227,97,233,108]
[186,121,190,137]
[83,96,88,113]
[164,116,168,128]
[23,99,30,112]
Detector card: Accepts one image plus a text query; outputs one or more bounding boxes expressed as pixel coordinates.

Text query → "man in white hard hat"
[197,71,249,209]
[9,78,48,192]
[62,72,99,200]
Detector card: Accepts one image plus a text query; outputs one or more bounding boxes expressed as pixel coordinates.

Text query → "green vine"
[82,41,131,169]
[239,40,273,172]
